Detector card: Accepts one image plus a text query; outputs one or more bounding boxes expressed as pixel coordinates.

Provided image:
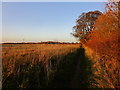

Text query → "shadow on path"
[70,47,93,88]
[47,47,94,88]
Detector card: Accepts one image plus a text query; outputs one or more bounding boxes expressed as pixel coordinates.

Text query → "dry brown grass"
[83,45,119,88]
[2,44,80,88]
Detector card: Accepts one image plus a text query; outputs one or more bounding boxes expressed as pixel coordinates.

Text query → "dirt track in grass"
[70,48,93,88]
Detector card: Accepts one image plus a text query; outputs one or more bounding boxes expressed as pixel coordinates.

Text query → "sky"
[2,2,106,42]
[2,0,109,2]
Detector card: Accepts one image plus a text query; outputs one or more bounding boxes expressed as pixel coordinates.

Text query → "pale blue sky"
[2,2,105,42]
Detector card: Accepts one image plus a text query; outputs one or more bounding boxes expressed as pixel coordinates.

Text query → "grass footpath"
[70,47,94,88]
[77,48,93,88]
[49,47,94,88]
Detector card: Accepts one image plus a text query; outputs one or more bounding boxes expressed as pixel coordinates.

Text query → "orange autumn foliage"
[84,2,120,88]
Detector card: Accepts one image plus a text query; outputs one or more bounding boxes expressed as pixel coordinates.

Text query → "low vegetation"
[2,44,80,88]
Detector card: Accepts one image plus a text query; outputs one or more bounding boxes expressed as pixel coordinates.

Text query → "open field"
[2,44,80,88]
[2,43,119,88]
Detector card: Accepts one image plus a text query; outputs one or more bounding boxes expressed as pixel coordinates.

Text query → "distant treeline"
[2,41,79,44]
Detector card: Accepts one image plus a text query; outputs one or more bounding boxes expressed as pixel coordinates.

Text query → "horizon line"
[1,40,79,43]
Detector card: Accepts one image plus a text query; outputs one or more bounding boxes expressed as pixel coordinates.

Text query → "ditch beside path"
[70,48,93,88]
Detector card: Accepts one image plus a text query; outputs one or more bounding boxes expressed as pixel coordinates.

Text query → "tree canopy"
[72,10,102,42]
